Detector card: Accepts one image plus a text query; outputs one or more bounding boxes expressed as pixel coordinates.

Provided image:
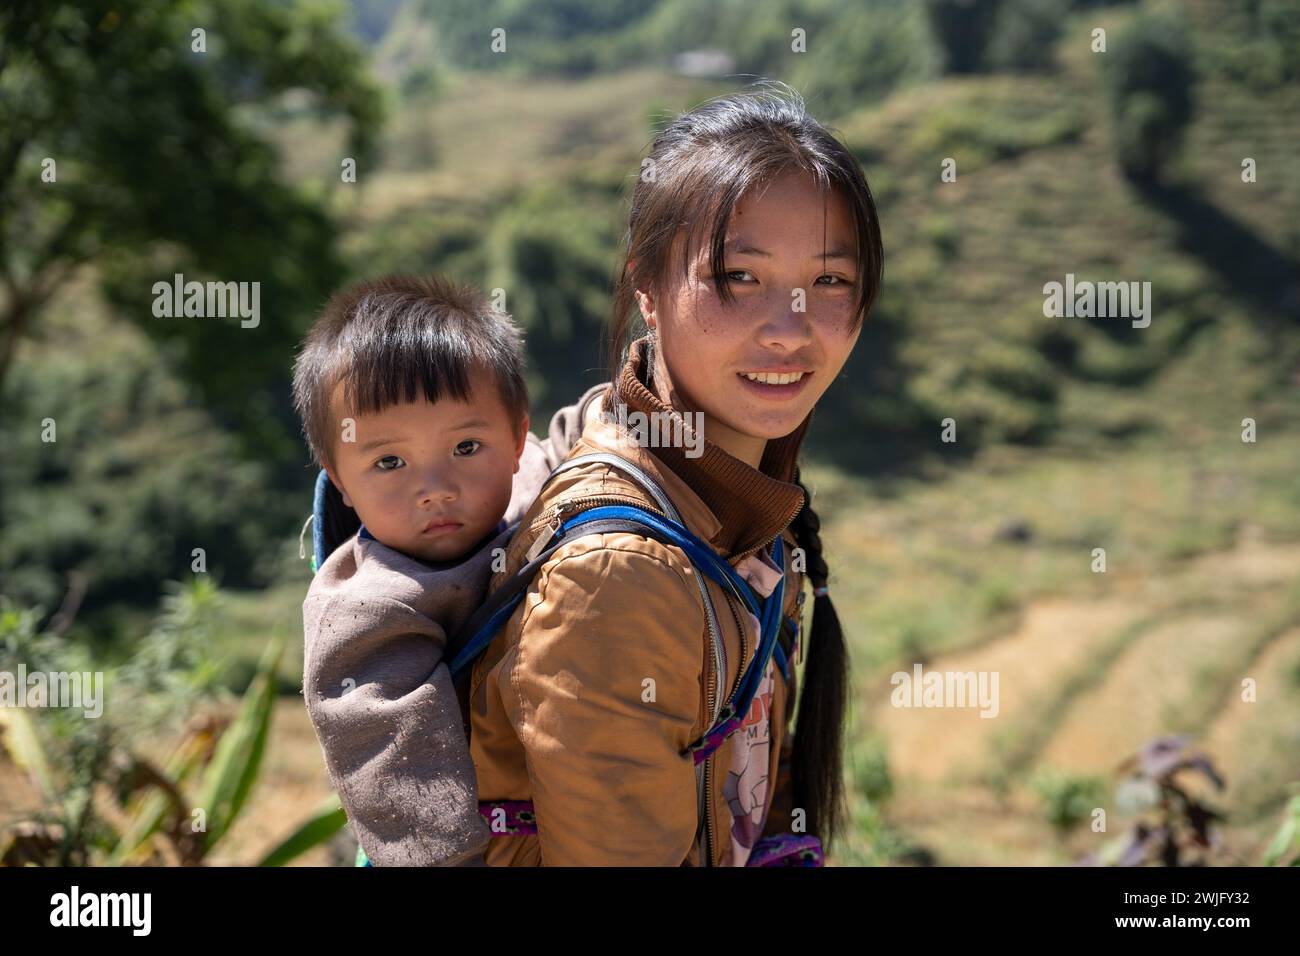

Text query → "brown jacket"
[469,338,810,866]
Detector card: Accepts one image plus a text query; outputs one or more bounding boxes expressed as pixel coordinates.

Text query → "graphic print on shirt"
[722,655,776,865]
[720,538,786,866]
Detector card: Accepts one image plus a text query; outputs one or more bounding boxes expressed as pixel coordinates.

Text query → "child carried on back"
[292,274,605,866]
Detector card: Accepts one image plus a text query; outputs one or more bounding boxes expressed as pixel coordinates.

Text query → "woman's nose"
[760,296,814,348]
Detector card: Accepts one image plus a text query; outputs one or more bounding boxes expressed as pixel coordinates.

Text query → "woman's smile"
[736,369,814,399]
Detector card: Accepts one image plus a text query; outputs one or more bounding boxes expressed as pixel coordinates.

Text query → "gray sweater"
[301,382,608,866]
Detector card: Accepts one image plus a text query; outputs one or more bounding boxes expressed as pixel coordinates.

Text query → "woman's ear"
[324,465,354,509]
[633,288,657,329]
[627,257,657,328]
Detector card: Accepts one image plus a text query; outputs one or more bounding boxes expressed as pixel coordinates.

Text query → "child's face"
[323,366,528,563]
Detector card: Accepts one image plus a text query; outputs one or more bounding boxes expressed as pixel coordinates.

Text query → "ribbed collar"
[608,335,809,560]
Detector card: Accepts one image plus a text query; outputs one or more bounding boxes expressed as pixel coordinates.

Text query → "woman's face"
[635,168,864,468]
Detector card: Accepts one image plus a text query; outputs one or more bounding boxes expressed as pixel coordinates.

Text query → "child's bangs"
[334,301,480,418]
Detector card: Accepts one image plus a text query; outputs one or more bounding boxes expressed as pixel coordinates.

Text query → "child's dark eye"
[455,440,482,456]
[375,455,404,471]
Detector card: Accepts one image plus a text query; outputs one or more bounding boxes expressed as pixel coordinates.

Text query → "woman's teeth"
[742,371,806,385]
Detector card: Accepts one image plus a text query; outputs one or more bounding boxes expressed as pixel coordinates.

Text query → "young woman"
[468,84,883,866]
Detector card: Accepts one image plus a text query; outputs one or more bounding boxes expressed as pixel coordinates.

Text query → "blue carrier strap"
[442,512,726,676]
[311,468,362,573]
[310,469,329,573]
[772,616,796,682]
[446,503,786,757]
[556,506,786,740]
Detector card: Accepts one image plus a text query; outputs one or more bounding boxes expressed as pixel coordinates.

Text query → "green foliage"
[115,579,228,730]
[924,0,1004,74]
[1031,766,1107,833]
[0,582,224,864]
[1201,0,1300,91]
[849,736,894,805]
[0,313,287,621]
[193,635,282,852]
[1105,12,1197,184]
[1262,793,1300,866]
[484,184,619,407]
[390,0,928,115]
[1251,0,1300,83]
[408,0,649,74]
[256,795,348,866]
[0,0,384,461]
[785,1,934,115]
[986,0,1069,72]
[912,342,1061,446]
[906,93,1086,171]
[0,589,319,866]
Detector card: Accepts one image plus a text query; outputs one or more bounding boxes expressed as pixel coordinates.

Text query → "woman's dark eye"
[375,455,404,471]
[725,269,756,283]
[455,440,482,456]
[815,274,848,285]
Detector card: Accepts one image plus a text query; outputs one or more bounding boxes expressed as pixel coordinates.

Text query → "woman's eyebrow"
[725,241,856,260]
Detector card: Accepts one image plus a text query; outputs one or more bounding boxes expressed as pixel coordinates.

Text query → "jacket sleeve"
[302,593,492,866]
[500,539,705,865]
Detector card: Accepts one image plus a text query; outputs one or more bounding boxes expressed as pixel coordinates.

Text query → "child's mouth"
[421,519,463,536]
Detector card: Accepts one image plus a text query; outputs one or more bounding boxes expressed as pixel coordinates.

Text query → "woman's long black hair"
[607,82,884,851]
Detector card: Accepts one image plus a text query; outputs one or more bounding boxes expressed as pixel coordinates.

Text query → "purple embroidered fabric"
[478,799,538,836]
[744,833,824,867]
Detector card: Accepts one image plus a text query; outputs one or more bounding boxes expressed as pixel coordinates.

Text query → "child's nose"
[417,470,459,504]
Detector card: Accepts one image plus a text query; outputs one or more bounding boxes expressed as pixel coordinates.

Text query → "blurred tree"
[924,0,1003,74]
[1222,0,1300,89]
[0,0,384,460]
[1256,0,1300,82]
[0,315,278,618]
[393,0,930,110]
[1104,11,1196,186]
[793,0,933,115]
[986,0,1068,72]
[483,185,616,411]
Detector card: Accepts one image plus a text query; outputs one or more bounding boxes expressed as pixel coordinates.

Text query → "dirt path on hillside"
[874,536,1300,786]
